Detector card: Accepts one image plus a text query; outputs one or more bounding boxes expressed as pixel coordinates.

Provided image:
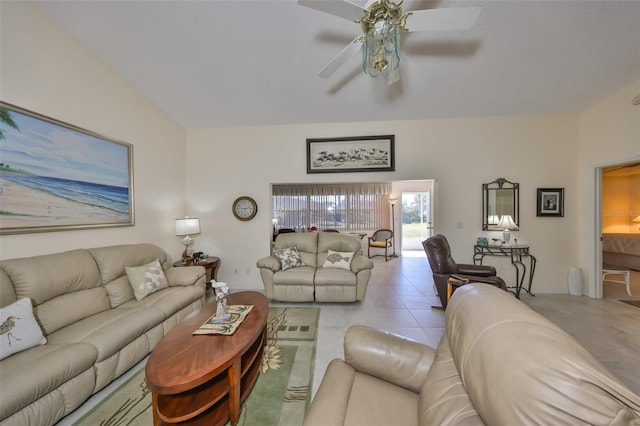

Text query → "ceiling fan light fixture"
[363,22,399,77]
[299,0,481,82]
[360,0,406,78]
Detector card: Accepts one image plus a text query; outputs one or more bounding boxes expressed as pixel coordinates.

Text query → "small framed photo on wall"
[537,188,564,217]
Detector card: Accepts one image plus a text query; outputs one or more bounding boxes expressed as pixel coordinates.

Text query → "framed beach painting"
[307,135,395,174]
[0,102,134,235]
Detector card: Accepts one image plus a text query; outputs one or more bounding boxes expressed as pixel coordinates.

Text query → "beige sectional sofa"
[257,232,373,302]
[304,284,640,425]
[0,243,206,426]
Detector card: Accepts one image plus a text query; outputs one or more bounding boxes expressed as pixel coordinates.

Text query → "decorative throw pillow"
[323,250,354,270]
[0,298,47,361]
[273,246,306,271]
[126,259,170,301]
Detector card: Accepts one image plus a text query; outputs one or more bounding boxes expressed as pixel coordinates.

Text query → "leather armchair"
[422,234,507,308]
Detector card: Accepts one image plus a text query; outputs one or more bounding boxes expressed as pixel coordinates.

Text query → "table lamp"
[497,215,518,244]
[175,217,201,261]
[633,215,640,230]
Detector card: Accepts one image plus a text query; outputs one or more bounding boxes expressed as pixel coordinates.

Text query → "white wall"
[2,2,636,299]
[186,115,580,293]
[577,79,640,297]
[0,2,187,260]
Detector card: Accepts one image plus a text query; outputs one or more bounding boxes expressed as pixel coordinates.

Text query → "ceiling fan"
[299,0,481,83]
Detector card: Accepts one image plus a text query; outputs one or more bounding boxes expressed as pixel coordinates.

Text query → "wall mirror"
[483,177,519,230]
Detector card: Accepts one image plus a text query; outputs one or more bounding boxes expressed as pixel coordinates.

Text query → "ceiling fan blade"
[405,7,481,32]
[298,0,366,22]
[341,0,373,7]
[318,37,363,79]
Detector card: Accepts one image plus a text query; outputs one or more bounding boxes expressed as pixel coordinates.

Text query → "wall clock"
[232,196,257,221]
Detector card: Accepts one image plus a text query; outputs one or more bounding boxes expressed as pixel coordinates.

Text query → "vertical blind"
[272,183,392,231]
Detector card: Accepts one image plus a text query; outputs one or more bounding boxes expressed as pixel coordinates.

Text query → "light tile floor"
[271,251,640,398]
[59,252,640,424]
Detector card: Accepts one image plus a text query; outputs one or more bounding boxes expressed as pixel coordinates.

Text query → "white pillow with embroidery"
[126,259,170,301]
[273,246,306,271]
[322,250,354,270]
[0,298,47,361]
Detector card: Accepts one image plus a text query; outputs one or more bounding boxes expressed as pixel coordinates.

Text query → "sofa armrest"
[351,256,373,273]
[344,325,435,393]
[457,263,496,276]
[303,359,355,426]
[256,256,281,272]
[165,266,205,286]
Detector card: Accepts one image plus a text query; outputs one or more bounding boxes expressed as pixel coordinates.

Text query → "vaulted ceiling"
[35,0,640,128]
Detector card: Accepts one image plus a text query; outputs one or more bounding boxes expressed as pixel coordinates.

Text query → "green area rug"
[73,306,319,426]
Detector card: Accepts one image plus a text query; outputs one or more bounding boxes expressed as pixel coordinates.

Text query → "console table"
[146,291,268,426]
[473,245,536,298]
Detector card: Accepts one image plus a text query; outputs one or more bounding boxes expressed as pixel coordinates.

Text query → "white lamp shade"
[632,215,640,223]
[497,215,519,231]
[175,217,201,236]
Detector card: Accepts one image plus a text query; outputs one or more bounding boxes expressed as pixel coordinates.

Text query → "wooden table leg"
[151,393,160,426]
[228,358,242,425]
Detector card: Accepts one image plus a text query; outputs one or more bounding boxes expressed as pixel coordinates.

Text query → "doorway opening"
[400,190,434,255]
[599,161,640,300]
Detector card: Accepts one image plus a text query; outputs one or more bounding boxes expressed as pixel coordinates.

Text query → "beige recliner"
[304,284,640,425]
[257,232,373,302]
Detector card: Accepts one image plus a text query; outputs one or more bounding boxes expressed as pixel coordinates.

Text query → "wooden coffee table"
[145,291,269,426]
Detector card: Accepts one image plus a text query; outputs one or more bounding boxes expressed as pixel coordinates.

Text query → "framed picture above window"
[536,188,564,217]
[0,102,134,235]
[307,135,395,174]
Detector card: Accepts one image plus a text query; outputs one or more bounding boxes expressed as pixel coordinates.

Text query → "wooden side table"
[447,276,469,303]
[173,256,220,282]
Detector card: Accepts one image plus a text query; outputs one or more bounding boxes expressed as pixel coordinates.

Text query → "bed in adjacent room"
[602,233,640,271]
